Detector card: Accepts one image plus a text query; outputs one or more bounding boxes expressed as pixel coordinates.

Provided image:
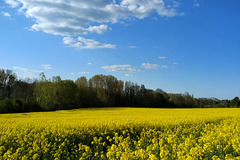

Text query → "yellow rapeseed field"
[1,108,240,159]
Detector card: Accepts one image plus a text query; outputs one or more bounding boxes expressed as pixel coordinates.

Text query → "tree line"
[0,68,239,113]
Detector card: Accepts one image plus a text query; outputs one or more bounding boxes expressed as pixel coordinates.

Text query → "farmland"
[1,108,240,159]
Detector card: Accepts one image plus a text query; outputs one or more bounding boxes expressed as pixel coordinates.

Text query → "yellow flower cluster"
[1,108,240,159]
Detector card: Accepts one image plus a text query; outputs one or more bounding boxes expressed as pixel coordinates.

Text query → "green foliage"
[34,81,59,110]
[0,98,13,113]
[0,98,40,113]
[0,68,238,113]
[230,97,240,107]
[34,78,78,111]
[57,80,78,109]
[89,75,124,106]
[0,69,17,99]
[75,76,88,89]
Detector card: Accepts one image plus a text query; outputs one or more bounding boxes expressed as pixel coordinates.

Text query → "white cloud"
[102,65,141,73]
[194,3,200,7]
[158,56,166,59]
[124,74,135,77]
[152,17,158,20]
[4,0,19,8]
[141,63,159,70]
[194,0,200,7]
[173,62,179,65]
[129,45,137,48]
[161,65,168,68]
[79,72,90,75]
[41,64,52,70]
[13,66,42,79]
[141,63,167,70]
[87,25,111,34]
[87,62,92,65]
[4,0,181,49]
[179,12,185,16]
[0,66,8,70]
[63,36,116,49]
[1,12,11,17]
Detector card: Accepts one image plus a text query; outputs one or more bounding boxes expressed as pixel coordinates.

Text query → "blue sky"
[0,0,240,99]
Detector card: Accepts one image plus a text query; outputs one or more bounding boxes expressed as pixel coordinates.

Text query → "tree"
[34,76,79,110]
[75,77,90,107]
[0,69,17,99]
[218,99,230,107]
[1,68,238,113]
[105,75,119,106]
[57,80,78,109]
[168,94,186,108]
[124,81,137,106]
[39,72,47,82]
[230,97,240,108]
[183,92,194,108]
[75,76,88,89]
[89,75,107,106]
[52,76,61,83]
[34,81,59,110]
[115,80,124,106]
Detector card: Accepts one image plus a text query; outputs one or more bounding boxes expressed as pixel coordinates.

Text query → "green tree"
[75,77,90,107]
[52,76,61,83]
[57,80,78,109]
[168,93,186,108]
[39,72,47,82]
[75,77,88,88]
[89,75,108,106]
[34,76,79,110]
[183,92,194,108]
[230,97,240,107]
[0,69,17,99]
[34,81,58,110]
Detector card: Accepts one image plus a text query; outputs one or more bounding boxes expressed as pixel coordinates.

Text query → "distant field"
[1,108,240,159]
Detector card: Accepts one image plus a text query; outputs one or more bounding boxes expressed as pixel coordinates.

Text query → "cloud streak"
[63,36,116,49]
[4,0,19,8]
[41,64,52,70]
[79,72,90,75]
[102,65,141,73]
[193,0,200,7]
[129,45,137,48]
[158,56,166,59]
[141,63,167,70]
[13,66,42,79]
[124,74,135,77]
[86,25,111,35]
[1,12,11,17]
